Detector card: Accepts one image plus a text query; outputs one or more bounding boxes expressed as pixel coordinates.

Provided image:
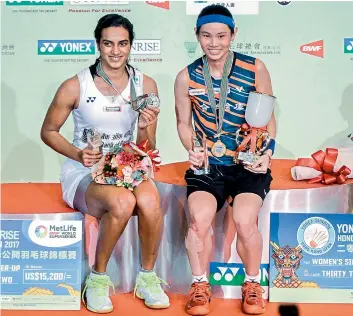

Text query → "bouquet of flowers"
[92,140,161,190]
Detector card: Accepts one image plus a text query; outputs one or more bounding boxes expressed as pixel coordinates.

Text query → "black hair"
[94,14,134,44]
[90,14,135,77]
[196,4,234,35]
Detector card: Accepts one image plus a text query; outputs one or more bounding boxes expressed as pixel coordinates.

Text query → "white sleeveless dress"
[60,67,144,209]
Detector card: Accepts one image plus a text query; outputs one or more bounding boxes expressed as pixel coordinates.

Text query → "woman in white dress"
[40,14,170,313]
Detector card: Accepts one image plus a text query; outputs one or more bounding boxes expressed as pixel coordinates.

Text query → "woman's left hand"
[244,153,271,174]
[138,107,160,129]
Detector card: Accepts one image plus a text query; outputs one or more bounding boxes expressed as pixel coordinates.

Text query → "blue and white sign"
[269,213,353,303]
[0,215,83,310]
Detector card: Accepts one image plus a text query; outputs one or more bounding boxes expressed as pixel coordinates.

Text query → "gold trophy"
[192,132,210,175]
[234,91,275,165]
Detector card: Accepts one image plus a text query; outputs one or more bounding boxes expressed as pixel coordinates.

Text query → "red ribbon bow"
[235,123,267,153]
[296,148,351,185]
[137,139,162,172]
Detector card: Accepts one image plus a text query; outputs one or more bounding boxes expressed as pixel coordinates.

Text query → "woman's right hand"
[78,148,103,167]
[188,149,204,171]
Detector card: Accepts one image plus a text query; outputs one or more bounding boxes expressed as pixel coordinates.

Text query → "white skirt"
[60,158,92,210]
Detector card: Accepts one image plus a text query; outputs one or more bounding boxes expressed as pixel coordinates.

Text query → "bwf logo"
[38,40,95,55]
[146,1,169,10]
[300,40,324,58]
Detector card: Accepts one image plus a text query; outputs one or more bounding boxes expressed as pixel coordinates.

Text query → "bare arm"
[174,68,193,152]
[136,75,159,149]
[41,76,102,167]
[40,76,83,161]
[255,59,277,156]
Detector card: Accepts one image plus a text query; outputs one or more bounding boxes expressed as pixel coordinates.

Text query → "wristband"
[266,139,275,155]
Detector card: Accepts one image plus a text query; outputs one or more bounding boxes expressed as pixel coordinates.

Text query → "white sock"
[192,272,208,283]
[245,272,260,283]
[92,267,107,276]
[139,266,154,275]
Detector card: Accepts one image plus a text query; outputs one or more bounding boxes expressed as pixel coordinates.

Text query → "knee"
[137,192,160,215]
[233,218,257,241]
[185,226,204,253]
[106,191,136,220]
[190,211,213,239]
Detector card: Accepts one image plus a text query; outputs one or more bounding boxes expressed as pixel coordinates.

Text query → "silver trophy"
[87,127,103,153]
[234,91,275,166]
[192,132,210,175]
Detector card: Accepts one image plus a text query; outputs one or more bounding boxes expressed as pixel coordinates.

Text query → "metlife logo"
[38,40,95,55]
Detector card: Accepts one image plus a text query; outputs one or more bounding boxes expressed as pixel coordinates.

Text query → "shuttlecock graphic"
[184,42,198,58]
[304,224,329,249]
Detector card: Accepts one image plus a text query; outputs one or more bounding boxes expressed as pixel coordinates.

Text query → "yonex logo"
[6,1,63,5]
[210,262,269,286]
[38,40,95,55]
[40,43,58,53]
[344,38,353,54]
[86,97,96,103]
[277,1,291,5]
[213,266,240,282]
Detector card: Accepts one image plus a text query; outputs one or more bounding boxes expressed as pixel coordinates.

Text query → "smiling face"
[197,22,236,62]
[97,26,131,70]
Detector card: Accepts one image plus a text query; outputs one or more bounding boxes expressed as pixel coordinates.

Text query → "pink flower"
[117,151,135,165]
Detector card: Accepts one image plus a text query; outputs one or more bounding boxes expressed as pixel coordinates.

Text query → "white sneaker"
[134,271,170,309]
[82,272,114,313]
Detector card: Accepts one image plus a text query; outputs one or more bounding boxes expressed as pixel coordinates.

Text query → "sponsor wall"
[1,0,353,182]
